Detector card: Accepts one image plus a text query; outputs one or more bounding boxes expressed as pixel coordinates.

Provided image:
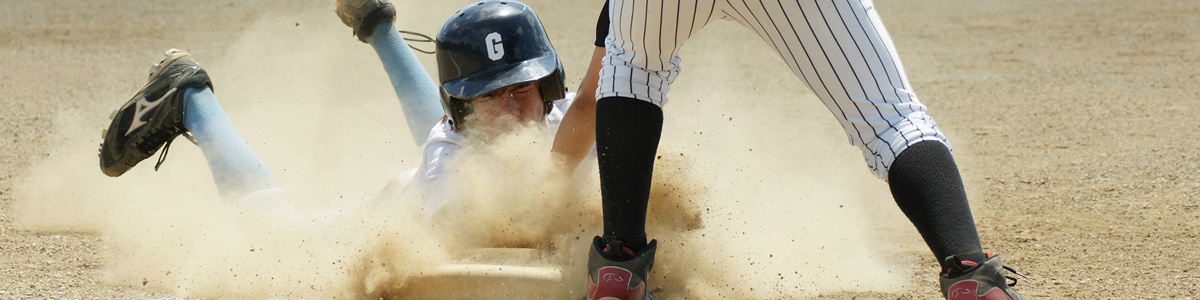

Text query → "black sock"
[887,141,987,270]
[595,97,662,251]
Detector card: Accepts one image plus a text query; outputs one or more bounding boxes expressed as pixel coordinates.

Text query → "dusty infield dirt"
[2,0,1199,299]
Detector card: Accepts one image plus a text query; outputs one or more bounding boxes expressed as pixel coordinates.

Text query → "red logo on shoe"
[603,272,627,283]
[948,280,978,300]
[947,280,1014,300]
[587,266,646,300]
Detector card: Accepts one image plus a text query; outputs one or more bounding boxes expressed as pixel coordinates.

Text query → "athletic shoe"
[940,254,1028,300]
[98,49,210,177]
[335,0,396,43]
[586,237,656,300]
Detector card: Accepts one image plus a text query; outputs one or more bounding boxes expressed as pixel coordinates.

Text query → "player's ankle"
[604,234,648,253]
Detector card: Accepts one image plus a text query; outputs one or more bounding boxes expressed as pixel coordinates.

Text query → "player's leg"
[368,21,443,144]
[183,86,279,200]
[725,0,1022,298]
[724,0,981,261]
[99,49,278,201]
[590,0,720,299]
[596,0,720,248]
[338,0,443,145]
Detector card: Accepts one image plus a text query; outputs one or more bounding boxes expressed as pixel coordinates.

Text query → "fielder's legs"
[718,0,989,266]
[589,1,720,299]
[593,0,1024,299]
[595,0,719,252]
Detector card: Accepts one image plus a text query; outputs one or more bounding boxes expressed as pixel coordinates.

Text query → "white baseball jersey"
[403,93,581,218]
[596,0,948,179]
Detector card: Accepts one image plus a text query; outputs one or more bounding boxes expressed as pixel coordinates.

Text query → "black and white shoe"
[98,49,210,177]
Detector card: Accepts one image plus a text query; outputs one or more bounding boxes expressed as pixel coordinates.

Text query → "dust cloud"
[13,1,919,299]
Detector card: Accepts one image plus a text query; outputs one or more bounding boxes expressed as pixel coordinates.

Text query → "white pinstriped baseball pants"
[597,0,949,179]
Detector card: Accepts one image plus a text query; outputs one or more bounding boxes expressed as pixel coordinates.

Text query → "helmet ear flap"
[538,65,566,115]
[440,89,473,132]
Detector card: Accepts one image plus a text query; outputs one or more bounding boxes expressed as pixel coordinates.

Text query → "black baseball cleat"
[99,49,211,177]
[335,0,396,43]
[586,237,656,300]
[940,254,1028,300]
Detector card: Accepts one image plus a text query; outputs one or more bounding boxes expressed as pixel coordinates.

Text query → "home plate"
[391,247,577,299]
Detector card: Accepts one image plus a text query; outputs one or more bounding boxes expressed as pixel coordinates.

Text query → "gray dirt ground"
[3,0,1199,299]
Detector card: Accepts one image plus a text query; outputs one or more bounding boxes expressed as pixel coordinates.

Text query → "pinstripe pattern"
[597,0,949,178]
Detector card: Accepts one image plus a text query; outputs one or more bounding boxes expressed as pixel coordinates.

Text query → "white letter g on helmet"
[485,32,504,60]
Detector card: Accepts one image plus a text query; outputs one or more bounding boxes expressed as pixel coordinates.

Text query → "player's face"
[466,81,545,136]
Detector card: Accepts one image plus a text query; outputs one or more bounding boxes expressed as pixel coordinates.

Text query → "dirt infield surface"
[2,0,1199,299]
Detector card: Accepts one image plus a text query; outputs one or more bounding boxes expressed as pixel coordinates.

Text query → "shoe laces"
[152,132,196,171]
[397,30,436,54]
[1000,264,1028,287]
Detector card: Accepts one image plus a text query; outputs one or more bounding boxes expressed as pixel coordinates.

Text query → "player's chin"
[469,125,505,141]
[518,115,544,127]
[488,120,547,141]
[469,119,516,139]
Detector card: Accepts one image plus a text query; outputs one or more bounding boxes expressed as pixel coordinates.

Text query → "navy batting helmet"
[435,0,566,132]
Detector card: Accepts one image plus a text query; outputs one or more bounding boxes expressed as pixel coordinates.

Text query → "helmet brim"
[441,54,558,99]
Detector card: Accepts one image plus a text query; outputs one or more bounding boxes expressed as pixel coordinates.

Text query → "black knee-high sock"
[595,97,662,251]
[888,141,987,270]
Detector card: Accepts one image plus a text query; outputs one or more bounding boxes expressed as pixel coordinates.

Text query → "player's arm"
[552,46,604,171]
[552,2,609,171]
